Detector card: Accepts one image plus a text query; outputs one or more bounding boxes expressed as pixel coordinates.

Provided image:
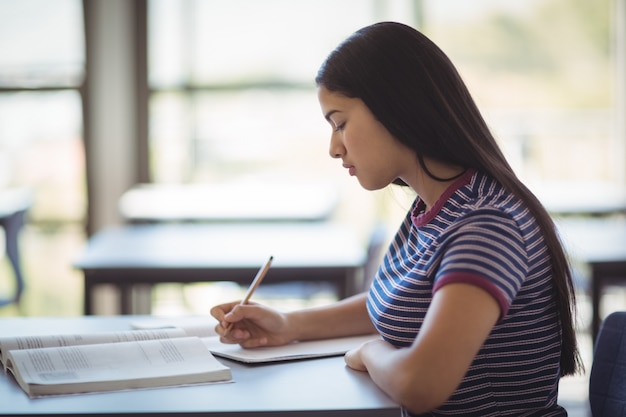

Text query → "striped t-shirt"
[367,169,565,416]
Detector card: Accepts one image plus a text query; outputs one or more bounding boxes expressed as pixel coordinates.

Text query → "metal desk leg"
[84,277,94,315]
[84,280,141,315]
[119,283,133,315]
[591,265,601,345]
[342,268,363,299]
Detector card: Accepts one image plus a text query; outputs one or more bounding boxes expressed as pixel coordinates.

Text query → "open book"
[1,324,380,398]
[0,328,231,398]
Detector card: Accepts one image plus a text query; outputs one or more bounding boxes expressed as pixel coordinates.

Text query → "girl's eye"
[334,122,346,132]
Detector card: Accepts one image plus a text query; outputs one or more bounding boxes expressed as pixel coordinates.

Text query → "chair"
[589,311,626,416]
[0,188,32,307]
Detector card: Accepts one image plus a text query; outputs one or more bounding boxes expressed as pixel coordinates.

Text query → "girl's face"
[317,86,417,191]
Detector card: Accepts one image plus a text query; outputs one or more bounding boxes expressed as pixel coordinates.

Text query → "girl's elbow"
[393,372,454,414]
[399,390,449,415]
[402,396,447,415]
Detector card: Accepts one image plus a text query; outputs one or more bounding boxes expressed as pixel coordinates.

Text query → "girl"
[211,21,581,416]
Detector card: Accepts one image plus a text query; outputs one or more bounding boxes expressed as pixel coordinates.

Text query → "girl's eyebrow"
[324,110,339,122]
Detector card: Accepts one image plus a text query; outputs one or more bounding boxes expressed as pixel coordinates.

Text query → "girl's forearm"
[286,293,377,341]
[360,340,443,414]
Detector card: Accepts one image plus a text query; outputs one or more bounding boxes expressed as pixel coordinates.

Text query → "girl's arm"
[347,283,500,414]
[288,292,377,341]
[211,292,377,348]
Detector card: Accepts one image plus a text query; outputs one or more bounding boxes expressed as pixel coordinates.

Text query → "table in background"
[118,182,339,223]
[532,180,626,344]
[532,181,626,216]
[556,216,626,343]
[0,316,400,417]
[75,222,367,315]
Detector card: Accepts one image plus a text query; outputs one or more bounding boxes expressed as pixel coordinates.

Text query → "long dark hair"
[316,21,581,376]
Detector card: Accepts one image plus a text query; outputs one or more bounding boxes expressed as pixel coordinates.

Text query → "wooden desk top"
[0,316,399,417]
[555,216,626,263]
[532,181,626,216]
[118,182,340,222]
[75,222,367,270]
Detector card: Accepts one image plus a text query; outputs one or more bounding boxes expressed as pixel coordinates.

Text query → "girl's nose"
[328,135,344,159]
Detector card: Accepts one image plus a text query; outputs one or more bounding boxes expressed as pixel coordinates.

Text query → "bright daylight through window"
[0,0,623,321]
[148,0,623,220]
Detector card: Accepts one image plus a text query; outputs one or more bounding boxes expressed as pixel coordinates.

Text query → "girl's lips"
[343,164,356,176]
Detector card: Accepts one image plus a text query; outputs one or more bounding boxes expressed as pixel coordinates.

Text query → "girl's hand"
[210,301,293,348]
[344,339,396,372]
[344,345,368,371]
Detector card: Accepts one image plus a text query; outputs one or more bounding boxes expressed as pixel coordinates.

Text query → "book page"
[6,337,231,397]
[130,317,218,338]
[203,334,381,363]
[0,328,187,369]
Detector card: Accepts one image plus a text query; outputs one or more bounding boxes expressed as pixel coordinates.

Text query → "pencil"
[223,255,273,336]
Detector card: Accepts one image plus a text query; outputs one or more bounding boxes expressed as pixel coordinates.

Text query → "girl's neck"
[407,159,467,211]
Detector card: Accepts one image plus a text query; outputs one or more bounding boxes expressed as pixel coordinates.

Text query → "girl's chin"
[357,178,388,191]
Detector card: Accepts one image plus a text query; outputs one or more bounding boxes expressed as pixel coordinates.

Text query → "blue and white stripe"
[367,170,565,416]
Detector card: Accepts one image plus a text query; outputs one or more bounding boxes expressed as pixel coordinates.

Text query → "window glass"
[189,0,375,85]
[0,91,85,221]
[150,89,335,183]
[148,0,621,215]
[0,0,85,317]
[148,0,418,184]
[422,0,616,187]
[0,0,84,87]
[0,0,85,222]
[149,0,407,87]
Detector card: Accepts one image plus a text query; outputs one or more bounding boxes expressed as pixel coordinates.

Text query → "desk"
[119,182,339,223]
[75,223,366,315]
[532,181,626,216]
[0,316,400,417]
[556,217,626,343]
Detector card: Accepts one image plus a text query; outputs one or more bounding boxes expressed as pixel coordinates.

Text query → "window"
[0,0,85,222]
[148,0,419,186]
[422,0,620,191]
[0,0,86,316]
[147,0,622,220]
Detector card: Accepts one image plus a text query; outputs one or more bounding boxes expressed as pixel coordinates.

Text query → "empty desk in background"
[118,182,339,223]
[556,217,626,343]
[75,222,366,315]
[0,315,400,417]
[533,181,626,216]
